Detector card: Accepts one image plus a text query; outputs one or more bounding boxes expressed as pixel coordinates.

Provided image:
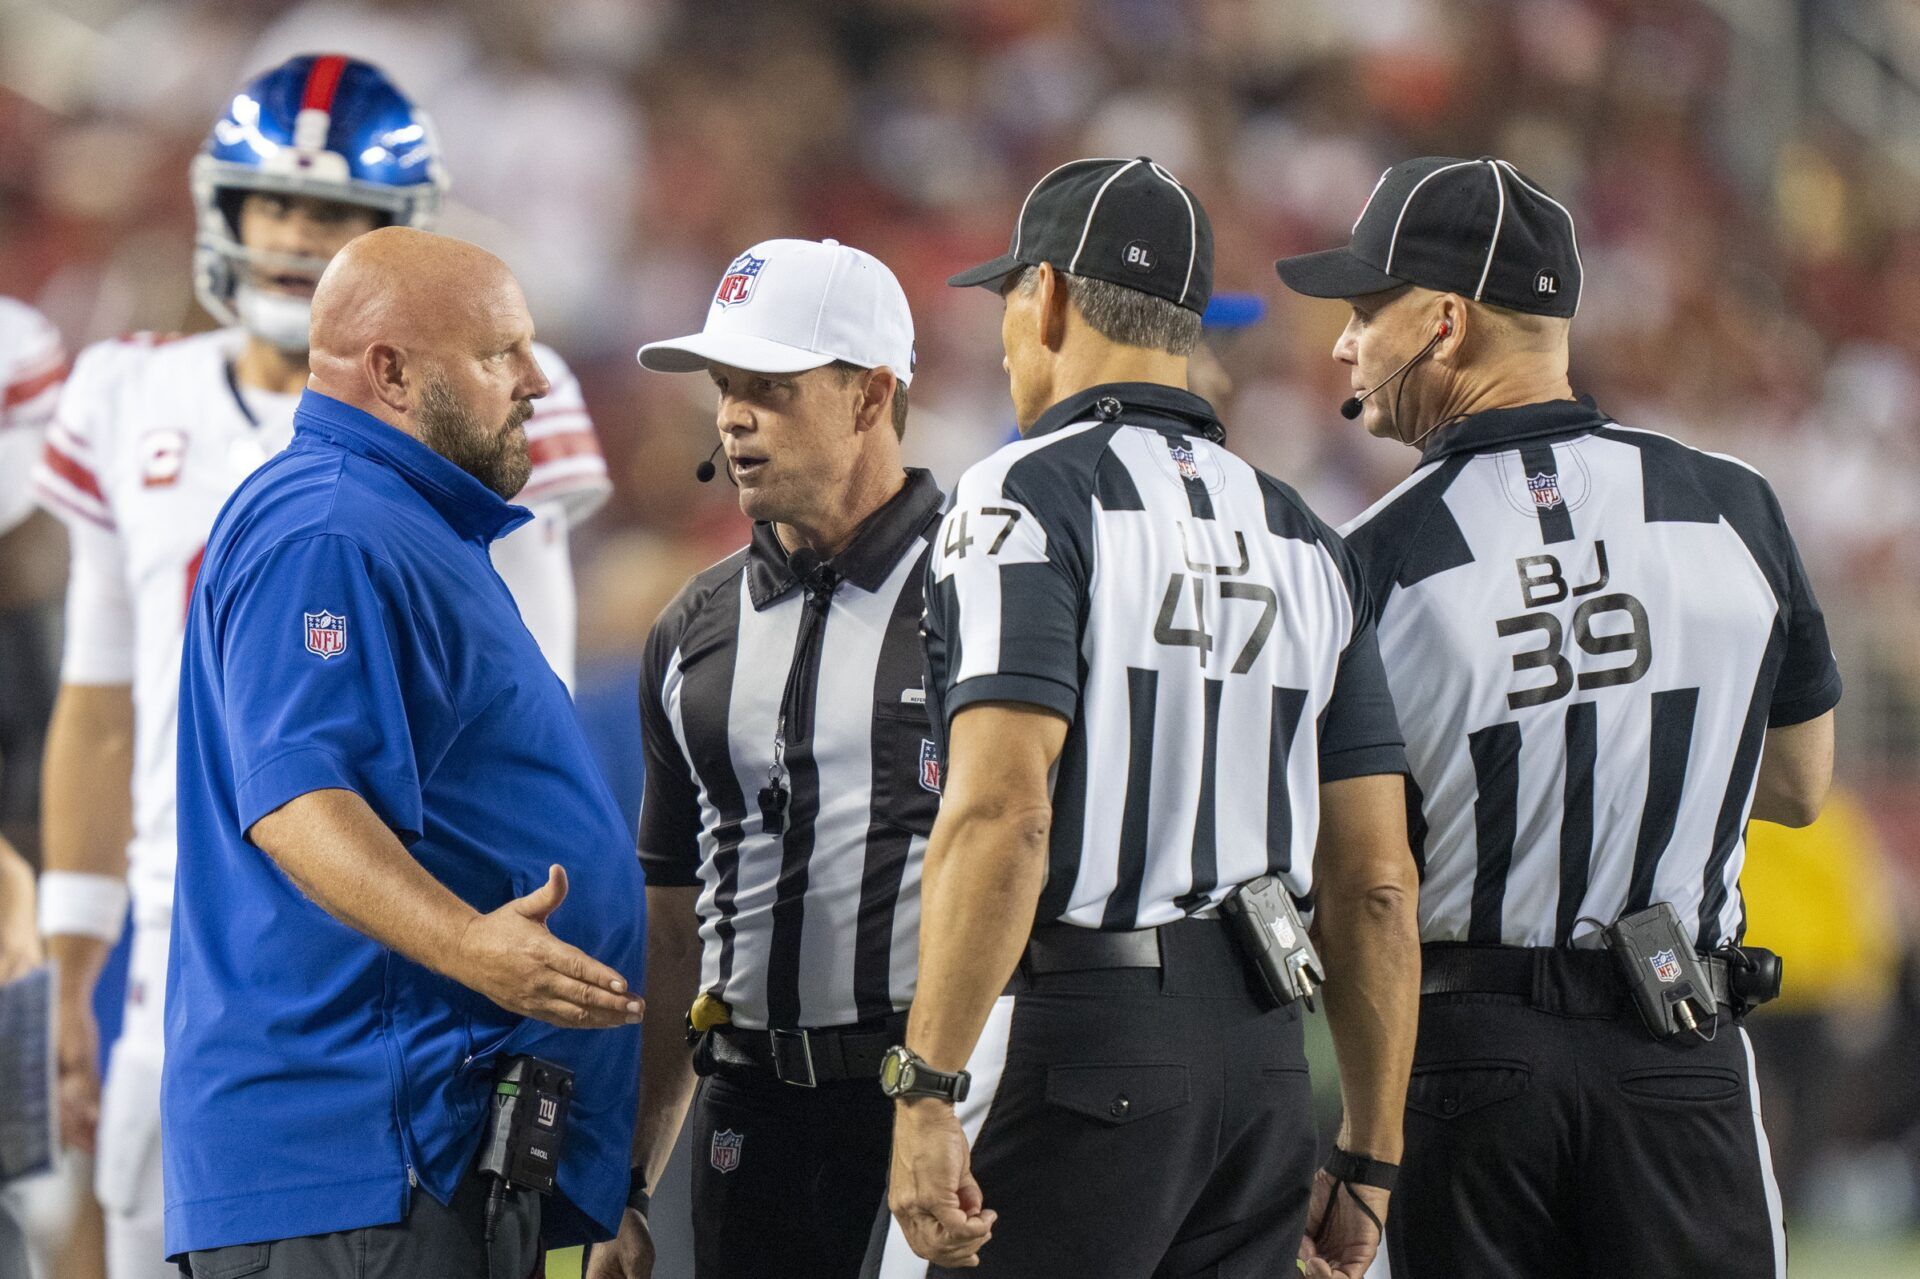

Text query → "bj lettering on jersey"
[1494,542,1651,710]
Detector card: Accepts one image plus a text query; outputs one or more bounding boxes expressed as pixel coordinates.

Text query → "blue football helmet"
[191,54,447,337]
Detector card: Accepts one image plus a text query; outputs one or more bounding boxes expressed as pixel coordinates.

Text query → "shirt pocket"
[1406,1059,1532,1121]
[868,700,940,834]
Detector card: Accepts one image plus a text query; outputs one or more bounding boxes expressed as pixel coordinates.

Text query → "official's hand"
[1298,1169,1390,1279]
[889,1097,995,1267]
[583,1207,655,1279]
[55,990,102,1153]
[453,865,643,1029]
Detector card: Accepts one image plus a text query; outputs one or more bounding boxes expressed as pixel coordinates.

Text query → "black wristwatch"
[1324,1147,1398,1192]
[878,1045,971,1103]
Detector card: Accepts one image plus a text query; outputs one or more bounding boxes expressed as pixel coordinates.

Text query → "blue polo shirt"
[163,390,644,1256]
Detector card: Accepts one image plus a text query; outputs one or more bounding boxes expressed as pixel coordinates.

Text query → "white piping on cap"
[1146,160,1198,306]
[1495,159,1583,309]
[1383,159,1478,276]
[1013,157,1128,261]
[1068,159,1144,276]
[1473,159,1507,301]
[1353,166,1392,235]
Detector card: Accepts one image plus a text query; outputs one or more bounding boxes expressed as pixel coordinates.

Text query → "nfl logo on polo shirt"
[710,1128,743,1174]
[1526,471,1564,510]
[919,739,942,794]
[713,252,766,308]
[304,610,347,659]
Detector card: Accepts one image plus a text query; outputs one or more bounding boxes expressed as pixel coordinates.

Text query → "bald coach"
[164,227,646,1278]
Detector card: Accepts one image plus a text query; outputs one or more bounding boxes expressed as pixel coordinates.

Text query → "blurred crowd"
[3,0,1920,1242]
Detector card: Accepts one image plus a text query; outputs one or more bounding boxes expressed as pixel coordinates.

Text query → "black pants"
[1390,949,1784,1278]
[688,1064,893,1278]
[871,918,1317,1279]
[181,1172,539,1279]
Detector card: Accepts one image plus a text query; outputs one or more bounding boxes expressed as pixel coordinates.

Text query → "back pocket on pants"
[1406,1059,1530,1121]
[1045,1063,1190,1125]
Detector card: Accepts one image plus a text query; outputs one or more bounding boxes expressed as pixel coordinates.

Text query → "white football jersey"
[34,327,609,933]
[0,296,65,535]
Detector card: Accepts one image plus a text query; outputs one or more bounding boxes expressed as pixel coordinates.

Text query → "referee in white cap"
[591,239,943,1278]
[875,157,1420,1279]
[1278,155,1839,1278]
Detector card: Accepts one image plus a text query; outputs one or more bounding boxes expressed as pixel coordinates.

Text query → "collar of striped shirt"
[745,466,943,609]
[1418,394,1612,464]
[1027,380,1227,444]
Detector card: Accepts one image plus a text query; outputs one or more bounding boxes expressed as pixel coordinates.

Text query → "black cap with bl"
[1276,156,1581,318]
[949,156,1214,314]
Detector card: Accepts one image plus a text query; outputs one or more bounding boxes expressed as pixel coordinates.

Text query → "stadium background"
[1,0,1918,1274]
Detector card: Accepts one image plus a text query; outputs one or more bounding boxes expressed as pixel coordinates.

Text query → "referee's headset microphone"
[695,440,726,483]
[1339,319,1451,420]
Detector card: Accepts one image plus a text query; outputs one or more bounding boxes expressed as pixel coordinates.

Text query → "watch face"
[879,1047,909,1095]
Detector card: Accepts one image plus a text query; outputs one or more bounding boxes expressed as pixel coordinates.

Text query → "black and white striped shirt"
[1342,397,1842,952]
[924,383,1407,932]
[638,470,943,1030]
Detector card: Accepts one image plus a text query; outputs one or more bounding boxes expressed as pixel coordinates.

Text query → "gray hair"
[1014,266,1201,357]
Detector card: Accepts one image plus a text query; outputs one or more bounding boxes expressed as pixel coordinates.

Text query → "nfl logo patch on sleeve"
[304,610,347,659]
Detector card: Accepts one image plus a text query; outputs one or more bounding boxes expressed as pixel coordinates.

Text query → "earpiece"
[1437,320,1452,338]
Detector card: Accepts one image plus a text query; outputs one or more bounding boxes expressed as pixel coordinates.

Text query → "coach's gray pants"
[183,1173,539,1279]
[0,1194,30,1279]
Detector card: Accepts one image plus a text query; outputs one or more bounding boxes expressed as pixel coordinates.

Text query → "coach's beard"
[416,376,534,500]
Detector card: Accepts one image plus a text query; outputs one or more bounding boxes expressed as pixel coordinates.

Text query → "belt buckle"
[769,1028,817,1088]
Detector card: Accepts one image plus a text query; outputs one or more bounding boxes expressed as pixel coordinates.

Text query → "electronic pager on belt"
[1220,875,1326,1010]
[1602,904,1717,1039]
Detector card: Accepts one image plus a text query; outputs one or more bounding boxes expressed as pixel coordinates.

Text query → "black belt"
[1420,944,1732,1013]
[1024,921,1165,973]
[707,1012,907,1087]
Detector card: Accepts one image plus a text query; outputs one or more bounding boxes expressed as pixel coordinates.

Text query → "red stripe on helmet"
[300,55,350,114]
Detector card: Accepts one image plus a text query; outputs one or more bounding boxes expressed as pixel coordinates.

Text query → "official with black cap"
[1279,156,1839,1278]
[870,157,1421,1279]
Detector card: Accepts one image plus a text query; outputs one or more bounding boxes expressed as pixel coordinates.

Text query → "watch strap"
[1324,1147,1398,1192]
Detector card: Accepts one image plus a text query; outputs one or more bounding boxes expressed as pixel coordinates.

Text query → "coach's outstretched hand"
[584,1206,656,1279]
[890,1097,996,1267]
[456,865,645,1029]
[1298,1169,1390,1279]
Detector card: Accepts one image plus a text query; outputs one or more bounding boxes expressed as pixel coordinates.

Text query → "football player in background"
[32,55,610,1279]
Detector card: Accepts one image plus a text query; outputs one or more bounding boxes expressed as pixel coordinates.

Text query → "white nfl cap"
[638,238,915,386]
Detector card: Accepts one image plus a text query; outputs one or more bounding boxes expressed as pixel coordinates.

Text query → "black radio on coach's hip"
[474,1055,574,1194]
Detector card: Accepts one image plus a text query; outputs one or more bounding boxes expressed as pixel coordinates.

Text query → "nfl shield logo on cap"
[304,610,347,659]
[713,252,766,308]
[710,1128,743,1174]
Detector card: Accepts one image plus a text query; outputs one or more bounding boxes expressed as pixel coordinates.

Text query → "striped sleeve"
[1314,530,1409,781]
[34,343,115,532]
[518,343,611,521]
[1,305,66,436]
[925,436,1094,726]
[636,582,705,887]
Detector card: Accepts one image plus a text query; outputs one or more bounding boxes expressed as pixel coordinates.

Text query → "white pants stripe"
[1739,1028,1788,1278]
[874,996,1017,1278]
